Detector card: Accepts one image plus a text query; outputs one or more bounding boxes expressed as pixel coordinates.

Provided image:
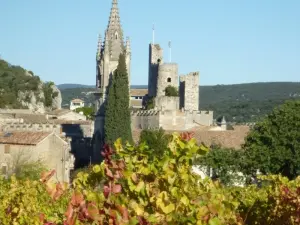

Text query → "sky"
[0,0,299,86]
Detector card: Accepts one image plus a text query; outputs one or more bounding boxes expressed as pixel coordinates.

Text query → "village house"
[130,89,148,109]
[0,131,74,183]
[70,99,84,111]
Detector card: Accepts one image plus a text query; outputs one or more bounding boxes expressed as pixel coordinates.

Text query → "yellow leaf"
[180,195,189,206]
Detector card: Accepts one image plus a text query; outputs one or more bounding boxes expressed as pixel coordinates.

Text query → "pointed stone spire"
[96,34,102,60]
[105,0,125,60]
[107,0,122,32]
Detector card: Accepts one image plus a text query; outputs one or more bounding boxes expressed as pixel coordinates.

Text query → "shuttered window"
[4,145,10,154]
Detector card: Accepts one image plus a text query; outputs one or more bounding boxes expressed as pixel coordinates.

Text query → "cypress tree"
[104,53,132,145]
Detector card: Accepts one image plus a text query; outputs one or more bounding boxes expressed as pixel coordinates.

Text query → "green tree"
[75,106,95,120]
[196,144,244,185]
[104,53,132,145]
[242,100,300,180]
[139,128,171,157]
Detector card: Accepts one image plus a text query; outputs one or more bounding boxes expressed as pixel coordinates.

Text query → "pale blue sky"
[0,0,299,85]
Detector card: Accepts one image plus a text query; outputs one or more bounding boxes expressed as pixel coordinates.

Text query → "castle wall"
[155,96,179,111]
[131,110,160,130]
[130,109,213,131]
[179,72,199,111]
[1,122,94,138]
[191,111,213,126]
[157,63,178,97]
[148,44,163,97]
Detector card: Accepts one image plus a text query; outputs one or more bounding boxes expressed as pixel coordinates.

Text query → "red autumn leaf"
[71,190,84,206]
[105,167,114,179]
[103,185,111,198]
[39,213,45,222]
[117,160,125,170]
[112,184,122,194]
[87,203,101,221]
[40,169,56,183]
[116,205,129,221]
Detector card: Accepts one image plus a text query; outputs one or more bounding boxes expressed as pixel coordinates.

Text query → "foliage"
[196,144,244,186]
[0,58,59,109]
[104,53,132,145]
[231,175,300,224]
[242,100,300,180]
[75,106,95,120]
[144,96,155,110]
[165,85,179,97]
[0,59,41,108]
[139,128,171,157]
[43,81,58,107]
[14,161,46,181]
[200,82,300,123]
[1,133,300,224]
[0,171,70,224]
[68,132,243,224]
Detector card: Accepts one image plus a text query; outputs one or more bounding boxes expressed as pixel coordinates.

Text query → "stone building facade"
[0,131,73,183]
[130,42,213,130]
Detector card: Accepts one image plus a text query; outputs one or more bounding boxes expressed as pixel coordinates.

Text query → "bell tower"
[93,0,131,160]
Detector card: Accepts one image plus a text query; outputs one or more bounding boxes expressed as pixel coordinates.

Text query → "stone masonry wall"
[157,63,178,97]
[148,44,163,97]
[179,72,199,111]
[131,110,160,130]
[155,96,179,111]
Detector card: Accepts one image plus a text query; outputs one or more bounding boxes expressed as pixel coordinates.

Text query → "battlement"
[180,71,199,81]
[158,63,178,72]
[131,109,159,116]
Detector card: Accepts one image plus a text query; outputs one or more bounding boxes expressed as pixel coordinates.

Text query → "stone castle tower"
[94,0,131,117]
[93,0,130,159]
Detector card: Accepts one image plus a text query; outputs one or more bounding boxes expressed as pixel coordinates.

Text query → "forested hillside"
[199,82,300,123]
[60,82,300,123]
[0,59,61,112]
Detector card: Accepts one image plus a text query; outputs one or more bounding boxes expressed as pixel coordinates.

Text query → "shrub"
[165,85,179,96]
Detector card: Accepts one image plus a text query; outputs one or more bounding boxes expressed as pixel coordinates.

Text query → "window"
[115,34,118,39]
[4,145,10,154]
[135,97,138,99]
[1,165,7,175]
[167,77,171,82]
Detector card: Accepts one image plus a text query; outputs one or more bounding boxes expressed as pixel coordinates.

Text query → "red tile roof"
[132,126,250,149]
[130,89,148,97]
[0,131,52,145]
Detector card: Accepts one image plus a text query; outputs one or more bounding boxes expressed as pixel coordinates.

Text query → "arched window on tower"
[167,77,171,83]
[115,33,118,40]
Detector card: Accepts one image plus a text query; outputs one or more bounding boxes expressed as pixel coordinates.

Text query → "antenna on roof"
[152,23,155,44]
[168,40,172,62]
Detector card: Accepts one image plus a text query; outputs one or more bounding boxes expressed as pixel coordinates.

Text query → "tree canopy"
[242,100,300,179]
[104,53,132,145]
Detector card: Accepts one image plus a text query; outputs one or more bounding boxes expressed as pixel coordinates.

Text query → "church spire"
[107,0,122,31]
[104,0,125,60]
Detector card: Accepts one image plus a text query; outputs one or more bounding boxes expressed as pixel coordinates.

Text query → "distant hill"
[57,84,95,90]
[57,84,147,90]
[59,82,300,123]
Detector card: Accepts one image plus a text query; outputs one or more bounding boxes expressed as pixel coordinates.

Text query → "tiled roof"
[0,131,51,145]
[132,126,250,149]
[130,89,148,97]
[131,99,143,108]
[52,120,92,125]
[71,99,84,103]
[49,109,71,116]
[191,126,250,149]
[15,113,48,123]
